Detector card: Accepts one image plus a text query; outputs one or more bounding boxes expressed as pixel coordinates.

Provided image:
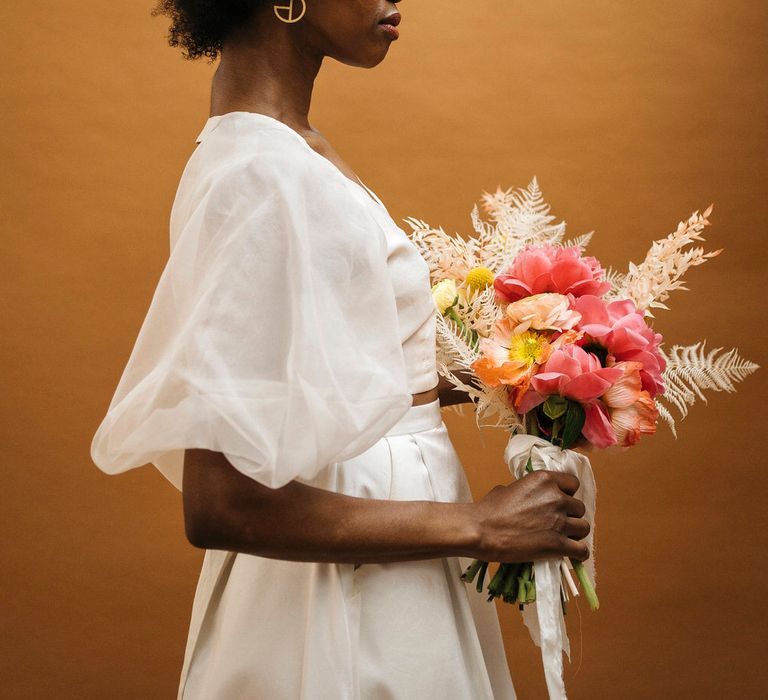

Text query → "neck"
[210,12,323,134]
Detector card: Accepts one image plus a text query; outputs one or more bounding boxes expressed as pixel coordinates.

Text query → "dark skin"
[184,0,591,565]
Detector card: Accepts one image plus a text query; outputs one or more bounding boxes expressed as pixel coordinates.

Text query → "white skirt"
[178,399,517,699]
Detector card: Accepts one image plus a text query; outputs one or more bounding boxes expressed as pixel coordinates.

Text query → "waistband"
[384,398,443,437]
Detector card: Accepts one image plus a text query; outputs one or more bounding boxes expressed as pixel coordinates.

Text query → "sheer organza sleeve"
[90,152,412,491]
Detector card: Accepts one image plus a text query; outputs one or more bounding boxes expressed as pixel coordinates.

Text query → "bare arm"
[437,368,476,407]
[183,449,590,565]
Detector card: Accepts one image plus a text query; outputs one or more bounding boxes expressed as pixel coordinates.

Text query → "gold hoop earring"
[273,0,306,23]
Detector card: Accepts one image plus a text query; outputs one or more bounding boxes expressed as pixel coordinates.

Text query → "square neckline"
[199,111,390,215]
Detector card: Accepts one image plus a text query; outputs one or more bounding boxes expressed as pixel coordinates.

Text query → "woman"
[91,1,591,697]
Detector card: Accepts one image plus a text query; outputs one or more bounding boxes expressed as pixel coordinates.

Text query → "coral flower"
[471,321,579,403]
[582,362,659,448]
[505,293,582,335]
[574,295,666,397]
[494,244,611,303]
[518,344,623,414]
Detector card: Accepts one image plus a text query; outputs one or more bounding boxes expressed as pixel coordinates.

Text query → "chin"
[355,52,389,69]
[330,41,390,69]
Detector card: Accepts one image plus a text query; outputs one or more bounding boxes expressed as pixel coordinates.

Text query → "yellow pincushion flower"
[465,266,495,293]
[431,279,459,314]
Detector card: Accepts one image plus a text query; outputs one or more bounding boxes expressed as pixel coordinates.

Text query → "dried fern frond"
[458,285,504,338]
[561,231,594,252]
[659,341,759,421]
[402,217,476,283]
[480,178,571,273]
[655,400,678,438]
[406,178,592,289]
[602,267,628,301]
[480,185,520,219]
[616,205,720,313]
[469,204,498,251]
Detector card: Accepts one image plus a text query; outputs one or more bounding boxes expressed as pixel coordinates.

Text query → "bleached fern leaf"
[480,178,570,273]
[460,285,504,337]
[435,313,478,371]
[660,341,759,419]
[603,267,628,300]
[655,401,678,438]
[561,231,594,252]
[403,218,476,283]
[479,180,549,221]
[470,203,495,245]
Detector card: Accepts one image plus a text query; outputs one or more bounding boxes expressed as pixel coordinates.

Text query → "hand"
[472,470,590,563]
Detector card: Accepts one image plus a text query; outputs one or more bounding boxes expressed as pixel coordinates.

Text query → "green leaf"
[560,401,586,449]
[543,395,568,420]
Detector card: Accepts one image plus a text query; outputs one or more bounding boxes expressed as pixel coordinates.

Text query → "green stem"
[476,561,489,594]
[525,576,536,604]
[515,564,532,605]
[446,307,475,348]
[461,559,483,583]
[501,564,521,603]
[487,563,507,599]
[571,559,600,611]
[516,577,527,605]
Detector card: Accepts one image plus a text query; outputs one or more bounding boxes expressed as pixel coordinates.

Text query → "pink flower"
[582,403,617,449]
[581,362,659,448]
[494,245,611,304]
[518,344,623,414]
[574,295,666,397]
[603,362,658,446]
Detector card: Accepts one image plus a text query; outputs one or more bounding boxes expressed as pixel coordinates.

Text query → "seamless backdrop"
[3,1,767,698]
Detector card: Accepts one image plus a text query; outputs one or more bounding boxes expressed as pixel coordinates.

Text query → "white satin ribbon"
[504,434,597,700]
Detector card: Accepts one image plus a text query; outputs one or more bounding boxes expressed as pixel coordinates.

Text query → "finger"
[560,537,590,562]
[564,517,590,540]
[563,495,586,518]
[551,472,580,496]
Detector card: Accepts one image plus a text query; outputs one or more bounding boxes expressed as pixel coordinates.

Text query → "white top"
[90,111,439,491]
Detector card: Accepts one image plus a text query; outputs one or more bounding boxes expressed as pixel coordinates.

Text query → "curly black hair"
[151,0,263,62]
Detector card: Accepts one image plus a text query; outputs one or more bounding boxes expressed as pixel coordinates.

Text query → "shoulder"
[193,114,350,205]
[176,114,384,255]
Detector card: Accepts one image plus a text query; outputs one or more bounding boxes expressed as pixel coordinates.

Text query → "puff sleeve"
[90,147,413,491]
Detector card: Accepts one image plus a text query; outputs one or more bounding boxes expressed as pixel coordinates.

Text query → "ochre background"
[4,1,767,697]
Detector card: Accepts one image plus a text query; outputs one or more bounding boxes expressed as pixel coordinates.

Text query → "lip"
[379,12,401,27]
[378,13,401,40]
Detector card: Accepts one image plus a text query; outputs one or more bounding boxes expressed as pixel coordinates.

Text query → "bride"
[90,1,590,697]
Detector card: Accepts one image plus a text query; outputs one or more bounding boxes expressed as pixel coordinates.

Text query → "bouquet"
[404,178,758,699]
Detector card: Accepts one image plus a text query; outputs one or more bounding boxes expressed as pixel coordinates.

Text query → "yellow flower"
[507,330,551,366]
[465,266,495,293]
[472,324,554,391]
[431,279,459,315]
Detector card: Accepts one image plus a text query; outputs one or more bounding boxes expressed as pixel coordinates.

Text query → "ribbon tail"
[533,558,568,699]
